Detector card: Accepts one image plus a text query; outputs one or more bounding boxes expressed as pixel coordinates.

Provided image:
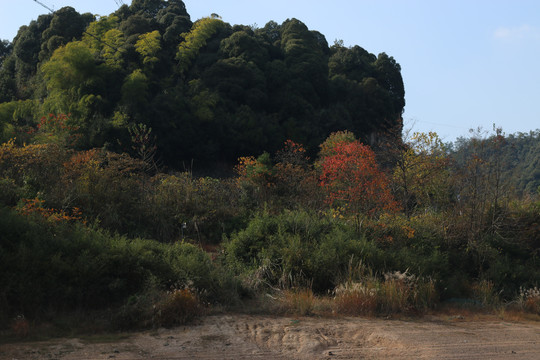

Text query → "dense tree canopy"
[452,129,540,197]
[0,0,405,169]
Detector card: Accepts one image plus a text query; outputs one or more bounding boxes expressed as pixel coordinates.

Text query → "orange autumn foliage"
[17,198,84,224]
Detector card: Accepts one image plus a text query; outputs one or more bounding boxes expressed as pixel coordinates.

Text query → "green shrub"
[309,228,384,291]
[146,173,244,243]
[225,210,386,293]
[0,177,20,206]
[0,206,222,323]
[112,278,163,330]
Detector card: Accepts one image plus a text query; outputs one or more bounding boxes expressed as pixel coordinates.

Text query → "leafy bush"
[235,140,323,212]
[147,173,244,243]
[112,278,163,330]
[225,210,386,293]
[0,139,246,243]
[0,177,20,206]
[0,141,68,203]
[0,206,221,323]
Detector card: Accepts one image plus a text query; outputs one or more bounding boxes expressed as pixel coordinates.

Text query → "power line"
[113,0,126,8]
[32,0,54,13]
[31,0,153,56]
[30,0,122,53]
[83,30,121,52]
[412,119,470,130]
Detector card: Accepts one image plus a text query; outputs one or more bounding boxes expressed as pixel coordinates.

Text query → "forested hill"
[0,0,405,168]
[451,130,540,196]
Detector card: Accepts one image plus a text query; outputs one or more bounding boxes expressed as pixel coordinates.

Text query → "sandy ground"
[1,314,539,359]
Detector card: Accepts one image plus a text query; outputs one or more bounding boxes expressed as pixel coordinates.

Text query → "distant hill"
[451,130,540,196]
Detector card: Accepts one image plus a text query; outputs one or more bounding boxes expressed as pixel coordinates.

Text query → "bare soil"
[1,314,539,359]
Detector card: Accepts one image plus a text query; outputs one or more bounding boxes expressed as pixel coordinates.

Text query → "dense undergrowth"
[1,128,539,337]
[0,206,240,329]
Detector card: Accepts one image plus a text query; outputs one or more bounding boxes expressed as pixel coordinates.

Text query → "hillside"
[0,0,404,168]
[451,129,540,196]
[1,0,539,341]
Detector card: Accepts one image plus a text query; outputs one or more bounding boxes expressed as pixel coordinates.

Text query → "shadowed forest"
[0,0,539,333]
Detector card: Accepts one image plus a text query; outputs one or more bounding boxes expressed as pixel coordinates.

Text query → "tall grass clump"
[333,264,438,316]
[380,271,437,313]
[278,287,316,316]
[153,287,203,327]
[517,287,540,314]
[334,280,379,316]
[471,279,501,308]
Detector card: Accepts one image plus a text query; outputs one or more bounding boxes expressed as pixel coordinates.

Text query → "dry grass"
[334,281,378,316]
[432,302,540,323]
[10,315,29,338]
[497,308,540,322]
[278,288,315,316]
[379,277,411,313]
[153,288,203,327]
[0,310,117,343]
[518,287,540,314]
[332,271,437,316]
[471,280,501,307]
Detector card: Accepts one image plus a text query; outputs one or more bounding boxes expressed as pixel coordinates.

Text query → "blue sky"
[2,0,539,142]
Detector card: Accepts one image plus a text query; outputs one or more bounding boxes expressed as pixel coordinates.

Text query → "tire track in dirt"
[1,315,539,359]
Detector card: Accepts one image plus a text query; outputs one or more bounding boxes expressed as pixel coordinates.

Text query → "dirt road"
[1,314,539,359]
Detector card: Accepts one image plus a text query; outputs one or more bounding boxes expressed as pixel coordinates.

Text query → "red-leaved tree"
[319,140,399,218]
